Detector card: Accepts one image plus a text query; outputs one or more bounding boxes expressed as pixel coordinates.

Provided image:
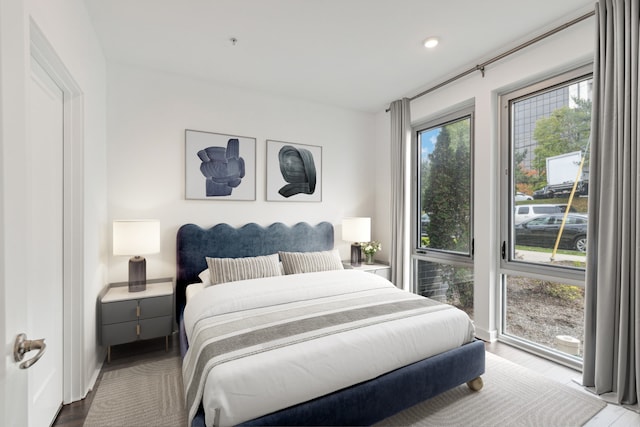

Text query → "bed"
[177,221,485,427]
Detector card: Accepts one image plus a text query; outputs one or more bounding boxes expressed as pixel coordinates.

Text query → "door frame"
[1,10,85,423]
[29,19,85,405]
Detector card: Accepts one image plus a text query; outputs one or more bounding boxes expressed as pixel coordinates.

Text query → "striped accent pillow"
[279,249,344,274]
[205,254,282,286]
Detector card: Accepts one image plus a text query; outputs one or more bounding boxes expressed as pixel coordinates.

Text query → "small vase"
[365,253,374,264]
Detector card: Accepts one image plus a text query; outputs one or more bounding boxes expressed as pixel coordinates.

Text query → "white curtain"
[582,0,639,411]
[389,99,411,288]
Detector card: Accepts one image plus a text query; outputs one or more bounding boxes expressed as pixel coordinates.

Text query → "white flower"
[361,241,381,255]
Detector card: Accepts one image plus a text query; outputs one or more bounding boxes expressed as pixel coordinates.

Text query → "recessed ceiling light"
[423,37,439,49]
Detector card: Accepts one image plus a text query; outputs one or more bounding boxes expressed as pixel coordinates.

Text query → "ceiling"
[83,0,595,113]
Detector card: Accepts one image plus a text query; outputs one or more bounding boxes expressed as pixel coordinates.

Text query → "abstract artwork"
[266,140,322,202]
[185,130,256,200]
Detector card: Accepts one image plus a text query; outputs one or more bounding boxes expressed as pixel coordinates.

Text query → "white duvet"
[182,269,475,427]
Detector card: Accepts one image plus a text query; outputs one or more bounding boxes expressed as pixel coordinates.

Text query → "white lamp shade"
[342,217,371,242]
[113,220,160,256]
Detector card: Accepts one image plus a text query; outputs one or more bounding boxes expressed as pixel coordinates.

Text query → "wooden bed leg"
[466,376,483,391]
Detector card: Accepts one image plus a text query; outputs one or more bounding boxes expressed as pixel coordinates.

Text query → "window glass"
[511,76,592,264]
[503,275,585,356]
[414,259,474,319]
[417,115,472,256]
[500,66,592,365]
[412,107,474,318]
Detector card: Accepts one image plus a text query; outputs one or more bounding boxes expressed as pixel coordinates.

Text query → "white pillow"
[205,253,282,286]
[198,269,212,286]
[279,249,344,275]
[200,263,284,285]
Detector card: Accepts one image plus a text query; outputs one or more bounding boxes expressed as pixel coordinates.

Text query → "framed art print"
[185,129,256,200]
[266,140,322,202]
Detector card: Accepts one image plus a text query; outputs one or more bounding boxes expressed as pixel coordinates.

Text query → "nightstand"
[343,262,391,280]
[100,279,174,362]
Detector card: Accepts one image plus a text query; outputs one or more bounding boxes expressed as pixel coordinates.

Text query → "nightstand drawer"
[102,300,138,325]
[140,316,173,340]
[139,295,172,319]
[100,280,174,362]
[103,320,138,346]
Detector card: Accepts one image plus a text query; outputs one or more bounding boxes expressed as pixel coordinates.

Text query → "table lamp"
[342,217,371,267]
[113,220,160,292]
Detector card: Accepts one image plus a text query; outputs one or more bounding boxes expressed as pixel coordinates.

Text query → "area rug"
[83,356,186,427]
[84,352,606,427]
[375,352,606,426]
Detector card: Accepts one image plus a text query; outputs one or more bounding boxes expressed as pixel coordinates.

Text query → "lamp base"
[350,243,362,267]
[128,256,147,292]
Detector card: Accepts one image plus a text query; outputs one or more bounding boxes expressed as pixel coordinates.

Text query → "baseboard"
[475,326,497,342]
[81,348,105,401]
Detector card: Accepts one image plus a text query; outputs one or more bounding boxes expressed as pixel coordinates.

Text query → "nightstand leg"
[107,345,111,363]
[165,336,169,352]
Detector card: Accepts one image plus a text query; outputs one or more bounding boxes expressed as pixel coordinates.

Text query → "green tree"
[532,98,591,181]
[420,154,431,213]
[422,119,470,253]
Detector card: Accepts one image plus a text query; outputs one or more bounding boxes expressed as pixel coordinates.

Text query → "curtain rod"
[386,9,595,112]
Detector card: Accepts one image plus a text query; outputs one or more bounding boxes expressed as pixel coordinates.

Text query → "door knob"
[13,333,46,369]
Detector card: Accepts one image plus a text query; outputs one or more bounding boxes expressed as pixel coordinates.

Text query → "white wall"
[374,12,595,341]
[106,63,378,284]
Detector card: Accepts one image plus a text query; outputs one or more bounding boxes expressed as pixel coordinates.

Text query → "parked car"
[514,213,587,252]
[555,204,577,213]
[514,204,562,224]
[515,192,533,201]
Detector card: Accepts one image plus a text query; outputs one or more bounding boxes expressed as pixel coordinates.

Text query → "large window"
[500,66,592,366]
[412,107,474,318]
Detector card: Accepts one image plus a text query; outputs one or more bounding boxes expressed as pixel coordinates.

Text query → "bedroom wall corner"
[373,109,392,267]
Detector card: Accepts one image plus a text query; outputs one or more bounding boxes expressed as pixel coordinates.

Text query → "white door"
[24,54,65,427]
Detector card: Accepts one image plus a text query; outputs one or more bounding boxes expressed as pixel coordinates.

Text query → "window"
[412,107,474,318]
[499,65,592,366]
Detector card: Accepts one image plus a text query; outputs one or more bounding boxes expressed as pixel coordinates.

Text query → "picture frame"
[185,129,256,200]
[266,140,322,202]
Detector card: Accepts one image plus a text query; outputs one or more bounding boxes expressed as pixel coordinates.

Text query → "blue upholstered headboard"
[175,221,334,316]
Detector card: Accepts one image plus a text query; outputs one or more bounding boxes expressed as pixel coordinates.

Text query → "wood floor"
[52,337,639,427]
[52,334,180,427]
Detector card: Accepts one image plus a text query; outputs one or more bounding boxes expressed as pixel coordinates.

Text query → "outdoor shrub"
[442,264,474,309]
[534,280,583,302]
[447,280,474,309]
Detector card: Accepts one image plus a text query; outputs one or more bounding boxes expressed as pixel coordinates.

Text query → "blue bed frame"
[176,222,485,426]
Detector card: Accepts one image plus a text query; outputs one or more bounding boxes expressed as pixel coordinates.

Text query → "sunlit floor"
[485,341,639,427]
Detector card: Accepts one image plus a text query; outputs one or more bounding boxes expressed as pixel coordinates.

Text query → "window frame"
[499,64,592,284]
[411,105,475,270]
[498,64,592,367]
